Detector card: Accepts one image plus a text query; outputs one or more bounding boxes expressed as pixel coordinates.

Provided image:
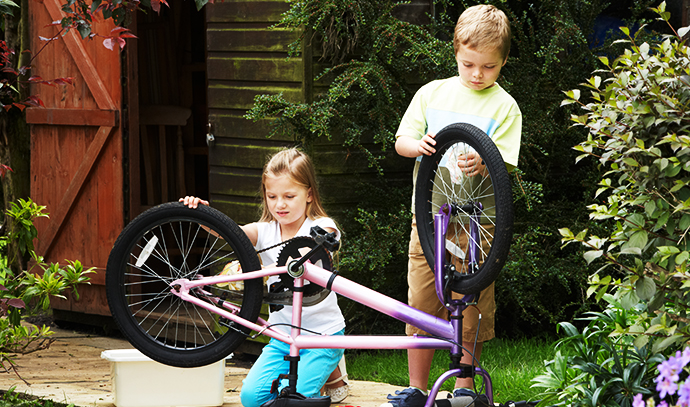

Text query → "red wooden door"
[27,0,122,316]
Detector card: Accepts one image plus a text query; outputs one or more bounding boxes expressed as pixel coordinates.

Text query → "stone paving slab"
[0,326,401,407]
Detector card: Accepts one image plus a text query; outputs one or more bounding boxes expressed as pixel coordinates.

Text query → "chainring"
[267,236,333,307]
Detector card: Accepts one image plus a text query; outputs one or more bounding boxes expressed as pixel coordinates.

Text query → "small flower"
[681,348,690,368]
[656,376,677,399]
[632,393,645,407]
[678,380,690,407]
[657,354,684,387]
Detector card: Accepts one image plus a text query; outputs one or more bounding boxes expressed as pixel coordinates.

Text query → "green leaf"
[584,250,604,264]
[680,214,690,230]
[620,247,642,255]
[627,230,648,250]
[653,334,683,353]
[649,291,666,312]
[635,276,656,300]
[564,89,581,101]
[622,157,639,167]
[194,0,208,10]
[76,24,90,39]
[634,334,649,349]
[658,246,680,255]
[639,42,650,56]
[558,228,574,239]
[679,26,690,38]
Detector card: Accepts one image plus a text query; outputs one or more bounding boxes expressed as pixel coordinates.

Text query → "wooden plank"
[208,144,284,168]
[207,28,299,52]
[96,125,124,266]
[207,83,302,110]
[42,0,116,110]
[207,56,303,82]
[211,199,261,226]
[26,108,118,126]
[209,169,261,196]
[209,113,291,141]
[206,1,290,23]
[36,126,115,258]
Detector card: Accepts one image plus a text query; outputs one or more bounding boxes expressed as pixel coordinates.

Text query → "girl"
[181,148,348,406]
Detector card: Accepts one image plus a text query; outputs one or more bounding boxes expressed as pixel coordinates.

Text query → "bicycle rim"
[106,203,263,367]
[415,123,514,295]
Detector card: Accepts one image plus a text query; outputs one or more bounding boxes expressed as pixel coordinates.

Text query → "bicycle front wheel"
[106,202,263,367]
[415,123,514,295]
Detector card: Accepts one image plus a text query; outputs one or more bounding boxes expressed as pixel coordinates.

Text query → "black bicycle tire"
[415,123,514,294]
[106,202,263,367]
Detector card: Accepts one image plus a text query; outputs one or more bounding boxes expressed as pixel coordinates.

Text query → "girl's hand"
[457,152,487,177]
[179,196,209,209]
[418,133,436,156]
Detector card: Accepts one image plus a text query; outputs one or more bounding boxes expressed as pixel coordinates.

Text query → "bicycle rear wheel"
[106,202,263,367]
[415,123,513,295]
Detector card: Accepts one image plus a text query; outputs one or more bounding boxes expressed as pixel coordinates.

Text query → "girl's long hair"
[258,148,329,222]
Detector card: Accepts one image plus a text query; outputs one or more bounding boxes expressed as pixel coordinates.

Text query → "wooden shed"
[26,0,429,323]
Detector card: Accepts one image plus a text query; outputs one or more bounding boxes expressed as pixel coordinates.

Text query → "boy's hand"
[180,196,209,209]
[417,134,436,156]
[395,133,436,158]
[458,152,487,177]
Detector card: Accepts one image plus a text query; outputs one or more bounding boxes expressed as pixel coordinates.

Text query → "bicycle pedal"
[437,395,490,407]
[260,392,330,407]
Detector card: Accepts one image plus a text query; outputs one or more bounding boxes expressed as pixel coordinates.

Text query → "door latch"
[206,123,215,147]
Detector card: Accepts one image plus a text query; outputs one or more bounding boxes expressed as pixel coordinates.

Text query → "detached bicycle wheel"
[106,202,263,367]
[415,123,513,295]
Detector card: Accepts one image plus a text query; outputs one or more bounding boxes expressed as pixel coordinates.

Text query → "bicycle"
[105,123,524,407]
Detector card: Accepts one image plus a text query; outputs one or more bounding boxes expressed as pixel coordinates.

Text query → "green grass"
[0,388,73,407]
[346,337,556,403]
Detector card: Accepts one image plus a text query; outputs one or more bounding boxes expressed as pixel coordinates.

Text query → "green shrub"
[535,2,690,405]
[560,0,690,352]
[0,196,94,374]
[532,299,665,407]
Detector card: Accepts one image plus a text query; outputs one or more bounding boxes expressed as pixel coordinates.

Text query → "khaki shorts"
[405,216,495,343]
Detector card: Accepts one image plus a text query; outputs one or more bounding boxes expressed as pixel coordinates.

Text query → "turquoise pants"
[239,330,345,407]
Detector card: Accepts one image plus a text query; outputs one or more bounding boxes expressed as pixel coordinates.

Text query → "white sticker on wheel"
[136,236,158,267]
[446,239,466,260]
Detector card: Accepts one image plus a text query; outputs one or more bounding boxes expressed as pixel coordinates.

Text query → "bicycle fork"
[426,207,493,407]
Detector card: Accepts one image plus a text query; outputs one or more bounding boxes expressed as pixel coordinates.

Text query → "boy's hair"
[453,4,511,59]
[258,148,329,222]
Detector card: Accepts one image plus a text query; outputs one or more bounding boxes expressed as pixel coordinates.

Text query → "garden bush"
[0,188,94,375]
[534,2,690,405]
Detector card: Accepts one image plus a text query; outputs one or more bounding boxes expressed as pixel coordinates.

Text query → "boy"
[385,4,521,407]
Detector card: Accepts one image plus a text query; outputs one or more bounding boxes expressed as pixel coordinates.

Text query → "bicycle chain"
[210,235,333,307]
[254,235,300,255]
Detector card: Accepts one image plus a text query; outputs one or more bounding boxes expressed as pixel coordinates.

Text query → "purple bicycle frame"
[171,205,493,407]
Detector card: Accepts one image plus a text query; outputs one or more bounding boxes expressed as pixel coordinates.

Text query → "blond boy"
[385,5,521,407]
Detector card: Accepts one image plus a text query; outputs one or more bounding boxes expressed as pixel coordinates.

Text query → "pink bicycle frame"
[170,208,493,407]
